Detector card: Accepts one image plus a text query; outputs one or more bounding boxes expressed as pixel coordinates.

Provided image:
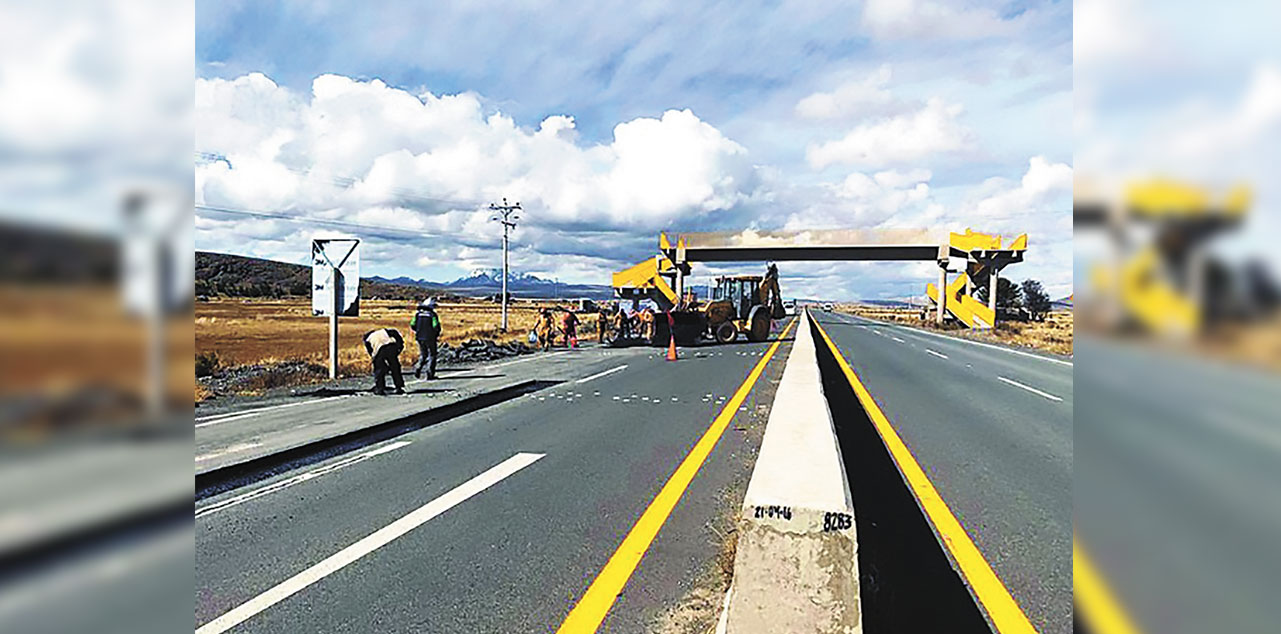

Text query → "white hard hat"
[422,297,437,308]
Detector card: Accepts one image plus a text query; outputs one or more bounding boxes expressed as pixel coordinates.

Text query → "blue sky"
[195,0,1074,300]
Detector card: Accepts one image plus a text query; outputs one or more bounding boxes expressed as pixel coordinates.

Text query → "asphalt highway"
[812,310,1073,634]
[195,323,795,633]
[1074,336,1281,634]
[195,348,632,475]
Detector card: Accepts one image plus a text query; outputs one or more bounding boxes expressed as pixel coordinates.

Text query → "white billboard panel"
[311,238,360,317]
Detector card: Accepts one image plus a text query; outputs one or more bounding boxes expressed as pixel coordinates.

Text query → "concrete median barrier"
[723,309,861,634]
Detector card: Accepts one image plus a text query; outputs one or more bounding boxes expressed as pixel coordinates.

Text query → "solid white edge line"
[195,441,413,519]
[925,349,949,360]
[997,376,1064,402]
[845,313,1073,367]
[195,452,545,634]
[575,365,628,384]
[195,395,349,425]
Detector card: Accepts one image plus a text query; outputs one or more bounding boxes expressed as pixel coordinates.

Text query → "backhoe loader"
[608,256,785,346]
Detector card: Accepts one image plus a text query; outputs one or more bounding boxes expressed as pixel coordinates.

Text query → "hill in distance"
[197,252,614,300]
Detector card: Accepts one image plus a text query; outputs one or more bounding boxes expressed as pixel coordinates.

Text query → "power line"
[195,204,461,241]
[195,151,487,210]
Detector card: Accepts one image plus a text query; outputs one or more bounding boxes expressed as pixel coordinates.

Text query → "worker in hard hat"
[411,297,442,379]
[363,327,406,395]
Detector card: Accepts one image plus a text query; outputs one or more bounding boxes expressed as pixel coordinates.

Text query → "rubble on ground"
[436,338,533,364]
[198,360,327,399]
[196,338,534,400]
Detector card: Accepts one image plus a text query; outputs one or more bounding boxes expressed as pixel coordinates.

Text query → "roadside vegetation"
[839,305,1074,356]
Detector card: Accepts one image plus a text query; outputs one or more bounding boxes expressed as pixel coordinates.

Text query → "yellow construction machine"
[609,256,785,346]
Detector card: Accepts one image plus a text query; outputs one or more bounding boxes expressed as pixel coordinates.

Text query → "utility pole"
[490,198,521,331]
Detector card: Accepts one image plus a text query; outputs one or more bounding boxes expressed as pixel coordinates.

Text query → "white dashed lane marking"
[996,376,1063,402]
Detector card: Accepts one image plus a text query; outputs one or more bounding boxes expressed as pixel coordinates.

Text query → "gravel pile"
[437,339,533,364]
[197,338,533,399]
[199,360,327,397]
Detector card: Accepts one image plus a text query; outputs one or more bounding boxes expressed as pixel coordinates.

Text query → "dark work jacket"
[411,309,441,342]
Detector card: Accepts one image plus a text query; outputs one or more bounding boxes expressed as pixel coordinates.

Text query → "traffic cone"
[665,311,678,361]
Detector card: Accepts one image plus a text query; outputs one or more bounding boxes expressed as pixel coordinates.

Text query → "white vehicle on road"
[783,299,796,316]
[822,302,834,311]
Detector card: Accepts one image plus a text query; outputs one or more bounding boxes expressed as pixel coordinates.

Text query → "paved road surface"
[195,326,794,633]
[1075,336,1281,634]
[813,311,1072,634]
[195,349,631,475]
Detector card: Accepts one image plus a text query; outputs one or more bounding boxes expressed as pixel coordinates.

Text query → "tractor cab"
[712,275,765,320]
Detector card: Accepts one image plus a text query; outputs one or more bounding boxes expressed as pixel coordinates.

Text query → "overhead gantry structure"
[614,228,1029,328]
[1075,179,1250,337]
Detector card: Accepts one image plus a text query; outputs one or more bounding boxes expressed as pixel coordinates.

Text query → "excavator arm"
[758,263,786,319]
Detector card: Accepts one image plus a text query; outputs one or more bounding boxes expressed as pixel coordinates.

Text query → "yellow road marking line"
[812,318,1038,634]
[1074,537,1144,634]
[556,318,797,634]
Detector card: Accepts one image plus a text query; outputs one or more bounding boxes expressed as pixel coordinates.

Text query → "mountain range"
[196,251,614,300]
[368,267,614,300]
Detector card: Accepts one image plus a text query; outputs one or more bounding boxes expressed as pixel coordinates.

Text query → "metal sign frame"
[311,238,360,379]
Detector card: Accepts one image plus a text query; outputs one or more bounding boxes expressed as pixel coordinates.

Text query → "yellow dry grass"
[0,284,194,409]
[1196,314,1281,374]
[839,305,1075,356]
[195,297,601,380]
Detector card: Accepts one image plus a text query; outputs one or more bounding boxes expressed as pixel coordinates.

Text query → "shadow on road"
[814,326,992,633]
[196,379,564,501]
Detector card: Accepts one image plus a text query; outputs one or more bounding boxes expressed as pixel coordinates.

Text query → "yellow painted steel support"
[927,272,995,329]
[611,255,678,306]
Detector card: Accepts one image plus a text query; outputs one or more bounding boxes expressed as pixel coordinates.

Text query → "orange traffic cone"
[665,311,678,361]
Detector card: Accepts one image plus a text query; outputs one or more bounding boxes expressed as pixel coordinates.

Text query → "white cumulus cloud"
[795,65,896,120]
[963,156,1072,225]
[806,98,972,169]
[196,72,759,235]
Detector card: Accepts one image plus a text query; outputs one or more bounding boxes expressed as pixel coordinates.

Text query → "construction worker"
[411,297,442,379]
[363,328,405,395]
[562,308,579,348]
[536,307,556,352]
[615,303,633,339]
[596,307,608,343]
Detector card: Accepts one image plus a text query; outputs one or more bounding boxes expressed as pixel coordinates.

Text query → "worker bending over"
[363,328,405,395]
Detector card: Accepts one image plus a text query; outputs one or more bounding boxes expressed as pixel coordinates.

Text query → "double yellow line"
[556,318,796,633]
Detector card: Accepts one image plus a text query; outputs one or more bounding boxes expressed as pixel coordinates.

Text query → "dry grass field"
[839,305,1075,356]
[0,285,194,422]
[195,297,600,383]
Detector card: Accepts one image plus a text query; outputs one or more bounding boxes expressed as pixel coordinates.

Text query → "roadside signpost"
[121,190,192,420]
[311,238,360,379]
